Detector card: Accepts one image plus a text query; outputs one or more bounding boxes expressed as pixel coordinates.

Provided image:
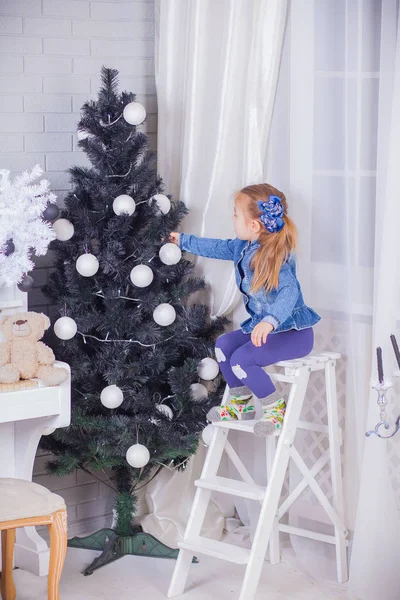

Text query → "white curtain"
[155,0,287,317]
[348,1,400,598]
[137,0,288,545]
[144,1,400,596]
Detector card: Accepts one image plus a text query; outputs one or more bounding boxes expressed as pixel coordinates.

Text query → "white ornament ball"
[130,264,153,288]
[123,101,146,125]
[153,303,176,327]
[190,383,208,402]
[42,427,56,436]
[197,357,220,381]
[113,194,136,216]
[153,194,171,215]
[156,404,173,420]
[126,444,150,468]
[100,385,124,409]
[54,316,77,340]
[159,243,182,266]
[77,129,91,141]
[53,219,74,241]
[76,253,99,277]
[202,424,215,446]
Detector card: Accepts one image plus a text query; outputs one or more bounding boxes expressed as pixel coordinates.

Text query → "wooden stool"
[0,478,67,600]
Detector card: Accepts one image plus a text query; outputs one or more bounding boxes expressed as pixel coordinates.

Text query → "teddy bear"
[0,311,68,387]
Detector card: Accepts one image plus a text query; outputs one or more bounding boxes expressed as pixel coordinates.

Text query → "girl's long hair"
[238,183,297,292]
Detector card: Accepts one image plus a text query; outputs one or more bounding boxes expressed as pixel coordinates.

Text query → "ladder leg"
[167,547,196,599]
[325,360,348,583]
[266,436,280,565]
[239,369,310,600]
[168,427,228,598]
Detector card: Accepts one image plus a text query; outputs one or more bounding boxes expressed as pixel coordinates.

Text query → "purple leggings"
[215,328,314,401]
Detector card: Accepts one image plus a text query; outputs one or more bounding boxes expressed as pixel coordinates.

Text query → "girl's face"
[233,194,262,241]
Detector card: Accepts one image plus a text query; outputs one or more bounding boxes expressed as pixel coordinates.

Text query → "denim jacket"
[179,233,321,334]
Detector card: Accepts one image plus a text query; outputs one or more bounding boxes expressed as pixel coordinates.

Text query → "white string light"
[105,164,132,178]
[77,330,175,348]
[94,290,141,302]
[100,113,123,127]
[123,250,139,262]
[153,392,175,404]
[155,456,190,471]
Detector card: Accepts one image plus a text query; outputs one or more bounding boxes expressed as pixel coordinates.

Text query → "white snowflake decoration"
[0,165,56,287]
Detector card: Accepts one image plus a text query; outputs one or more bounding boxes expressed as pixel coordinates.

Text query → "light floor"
[12,546,349,600]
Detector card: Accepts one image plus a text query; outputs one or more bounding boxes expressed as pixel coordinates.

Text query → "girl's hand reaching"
[169,232,180,245]
[251,322,274,347]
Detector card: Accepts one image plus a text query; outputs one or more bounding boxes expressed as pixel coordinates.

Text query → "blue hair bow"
[257,195,285,233]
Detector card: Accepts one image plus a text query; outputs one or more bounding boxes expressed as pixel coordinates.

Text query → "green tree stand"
[68,526,197,576]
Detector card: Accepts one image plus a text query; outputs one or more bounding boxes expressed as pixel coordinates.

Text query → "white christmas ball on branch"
[156,404,173,420]
[153,194,171,215]
[42,427,56,436]
[126,444,150,468]
[159,243,181,266]
[76,253,99,277]
[202,424,215,446]
[54,316,77,340]
[53,219,74,241]
[153,303,176,327]
[190,383,208,402]
[100,385,124,409]
[130,264,153,288]
[197,357,219,381]
[77,129,91,141]
[17,274,34,292]
[123,102,146,125]
[113,194,136,216]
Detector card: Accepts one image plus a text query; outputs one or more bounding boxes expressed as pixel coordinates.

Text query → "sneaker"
[207,396,256,423]
[206,405,236,422]
[253,398,286,436]
[228,396,256,420]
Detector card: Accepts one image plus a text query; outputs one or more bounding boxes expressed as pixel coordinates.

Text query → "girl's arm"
[261,264,299,330]
[170,232,237,261]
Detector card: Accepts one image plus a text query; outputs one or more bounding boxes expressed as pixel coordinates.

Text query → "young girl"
[170,183,320,436]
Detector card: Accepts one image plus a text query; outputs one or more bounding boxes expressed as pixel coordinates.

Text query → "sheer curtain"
[349,1,400,598]
[155,0,287,317]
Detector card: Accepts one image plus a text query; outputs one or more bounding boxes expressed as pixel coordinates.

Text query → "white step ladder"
[167,352,348,600]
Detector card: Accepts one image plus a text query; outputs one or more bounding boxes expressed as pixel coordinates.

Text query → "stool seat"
[0,478,65,522]
[0,478,67,600]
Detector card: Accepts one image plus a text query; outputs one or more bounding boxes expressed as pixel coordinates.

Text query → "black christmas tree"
[41,67,226,575]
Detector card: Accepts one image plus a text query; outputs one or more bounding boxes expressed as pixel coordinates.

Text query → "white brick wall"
[0,0,157,534]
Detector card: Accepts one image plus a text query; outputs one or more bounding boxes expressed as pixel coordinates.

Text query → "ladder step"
[275,359,304,368]
[178,537,251,564]
[321,351,341,360]
[195,476,265,500]
[303,354,329,365]
[213,420,280,435]
[274,352,340,369]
